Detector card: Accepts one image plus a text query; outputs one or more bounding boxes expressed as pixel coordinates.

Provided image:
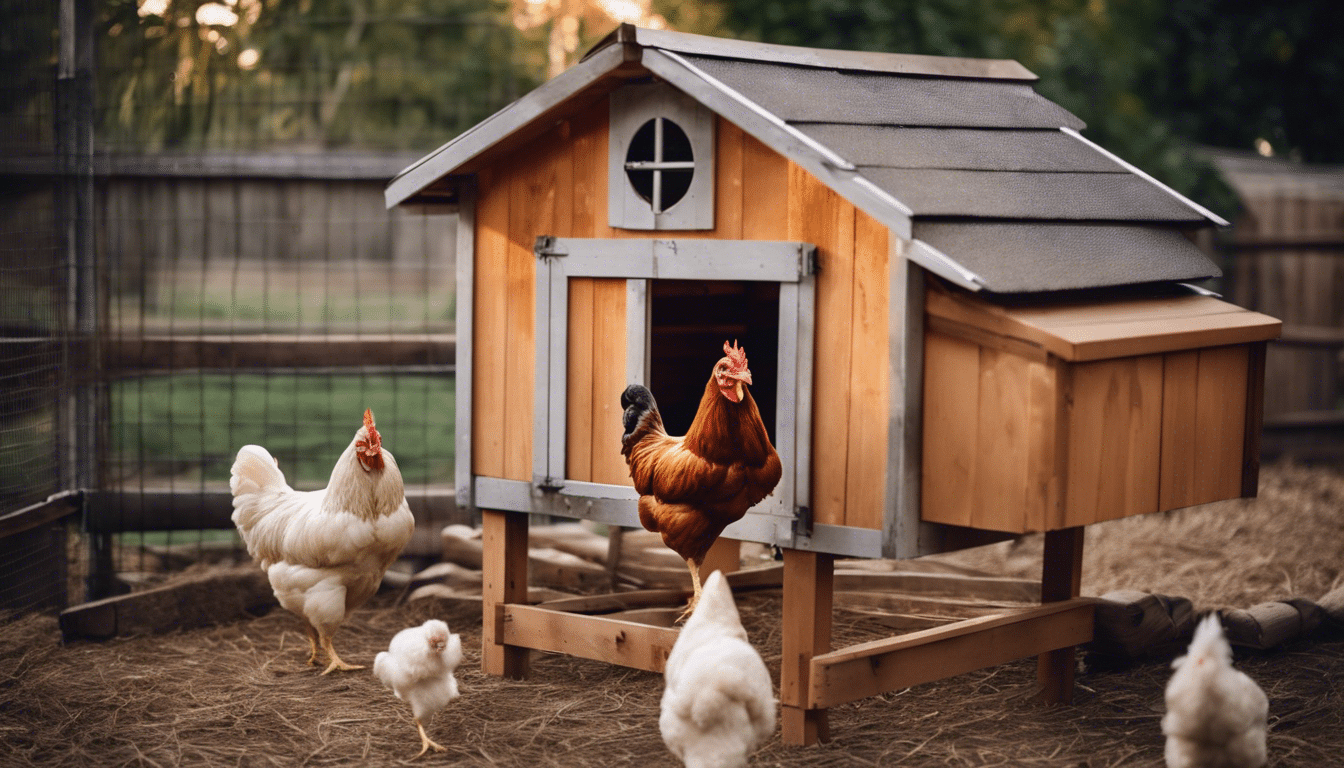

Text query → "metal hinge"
[792,504,813,539]
[534,235,563,259]
[799,243,818,276]
[535,476,565,493]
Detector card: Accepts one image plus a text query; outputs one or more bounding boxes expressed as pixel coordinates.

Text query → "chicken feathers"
[621,341,781,615]
[375,619,463,757]
[1162,613,1269,768]
[660,570,776,768]
[230,409,414,674]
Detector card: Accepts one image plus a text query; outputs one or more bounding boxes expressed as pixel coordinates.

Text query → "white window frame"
[608,82,715,230]
[473,237,815,550]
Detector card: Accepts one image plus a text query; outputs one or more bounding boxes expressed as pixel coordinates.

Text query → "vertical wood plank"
[920,331,980,527]
[844,211,889,530]
[972,347,1031,532]
[566,278,595,482]
[1066,356,1162,526]
[1192,345,1249,504]
[742,133,789,240]
[590,278,630,485]
[570,99,612,240]
[1037,526,1083,704]
[567,102,610,482]
[1024,357,1064,532]
[503,148,551,481]
[714,118,744,241]
[482,509,530,678]
[1160,350,1200,510]
[473,167,509,478]
[790,164,854,527]
[781,549,834,746]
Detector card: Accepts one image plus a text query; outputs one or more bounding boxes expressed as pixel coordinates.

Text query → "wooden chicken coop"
[385,25,1281,746]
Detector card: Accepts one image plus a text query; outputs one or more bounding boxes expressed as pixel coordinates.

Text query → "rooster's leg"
[302,621,320,666]
[413,717,446,757]
[318,632,364,675]
[677,559,704,621]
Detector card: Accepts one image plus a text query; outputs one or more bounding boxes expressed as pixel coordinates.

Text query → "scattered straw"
[2,460,1342,767]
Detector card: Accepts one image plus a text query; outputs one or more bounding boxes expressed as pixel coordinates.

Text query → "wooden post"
[701,537,742,577]
[781,549,833,746]
[482,509,530,678]
[1037,526,1084,704]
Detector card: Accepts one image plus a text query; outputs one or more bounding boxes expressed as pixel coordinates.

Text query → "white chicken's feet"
[319,639,364,675]
[414,719,446,758]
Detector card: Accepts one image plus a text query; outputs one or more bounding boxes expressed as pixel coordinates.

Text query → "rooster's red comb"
[363,408,375,429]
[723,340,748,373]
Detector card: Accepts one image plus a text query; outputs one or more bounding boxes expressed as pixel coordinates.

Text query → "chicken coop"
[386,25,1282,746]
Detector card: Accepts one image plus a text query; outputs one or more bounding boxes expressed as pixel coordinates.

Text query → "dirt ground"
[2,460,1342,767]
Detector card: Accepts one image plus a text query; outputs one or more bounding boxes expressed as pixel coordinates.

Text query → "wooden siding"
[922,319,1261,532]
[471,105,891,528]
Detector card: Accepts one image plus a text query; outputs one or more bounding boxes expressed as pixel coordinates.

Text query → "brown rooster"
[621,340,782,618]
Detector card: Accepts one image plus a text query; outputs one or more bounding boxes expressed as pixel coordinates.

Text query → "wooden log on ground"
[59,566,276,641]
[1223,599,1324,651]
[1088,589,1196,664]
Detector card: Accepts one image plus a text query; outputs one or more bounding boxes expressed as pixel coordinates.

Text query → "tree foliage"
[717,0,1344,220]
[96,0,543,151]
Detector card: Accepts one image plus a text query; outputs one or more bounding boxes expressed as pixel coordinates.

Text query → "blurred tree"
[716,0,1344,219]
[96,0,543,151]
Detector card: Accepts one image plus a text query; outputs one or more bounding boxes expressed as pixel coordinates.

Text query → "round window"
[624,117,694,214]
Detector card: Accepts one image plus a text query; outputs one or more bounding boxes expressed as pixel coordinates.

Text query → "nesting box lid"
[926,283,1282,362]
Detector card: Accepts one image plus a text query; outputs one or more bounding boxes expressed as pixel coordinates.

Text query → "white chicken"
[660,570,775,768]
[231,408,414,675]
[1162,613,1269,768]
[374,619,463,757]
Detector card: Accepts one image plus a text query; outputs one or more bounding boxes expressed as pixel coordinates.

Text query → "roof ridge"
[584,23,1038,82]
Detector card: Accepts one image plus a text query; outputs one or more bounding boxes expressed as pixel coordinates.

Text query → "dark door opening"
[647,279,779,441]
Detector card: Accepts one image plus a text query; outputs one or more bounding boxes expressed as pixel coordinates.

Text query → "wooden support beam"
[701,536,742,577]
[104,333,456,373]
[502,604,679,673]
[482,509,530,678]
[59,566,276,641]
[781,549,834,746]
[808,597,1097,709]
[1037,526,1085,704]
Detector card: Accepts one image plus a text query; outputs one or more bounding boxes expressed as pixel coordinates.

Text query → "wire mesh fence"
[2,0,538,613]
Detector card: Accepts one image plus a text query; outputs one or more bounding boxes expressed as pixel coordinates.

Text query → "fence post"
[57,0,113,600]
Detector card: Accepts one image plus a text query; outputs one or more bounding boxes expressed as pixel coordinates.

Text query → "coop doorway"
[646,279,779,441]
[504,237,813,546]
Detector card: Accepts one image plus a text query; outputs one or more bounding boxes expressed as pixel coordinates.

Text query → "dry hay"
[2,460,1343,767]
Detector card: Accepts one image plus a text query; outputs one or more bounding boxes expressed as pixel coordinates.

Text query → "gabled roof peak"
[584,23,1038,82]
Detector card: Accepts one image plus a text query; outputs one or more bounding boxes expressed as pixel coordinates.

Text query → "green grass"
[110,373,454,488]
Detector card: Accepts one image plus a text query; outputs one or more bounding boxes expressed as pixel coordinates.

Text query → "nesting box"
[387,24,1280,745]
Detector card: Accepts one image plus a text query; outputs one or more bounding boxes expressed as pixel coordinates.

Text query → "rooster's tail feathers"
[230,444,289,497]
[621,384,663,453]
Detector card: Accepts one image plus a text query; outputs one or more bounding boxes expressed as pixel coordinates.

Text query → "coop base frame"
[480,509,1094,747]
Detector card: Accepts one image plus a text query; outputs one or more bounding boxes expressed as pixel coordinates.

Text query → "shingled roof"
[387,24,1225,294]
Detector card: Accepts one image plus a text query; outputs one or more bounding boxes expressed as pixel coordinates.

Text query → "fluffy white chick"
[374,619,462,758]
[1162,613,1269,768]
[660,570,775,768]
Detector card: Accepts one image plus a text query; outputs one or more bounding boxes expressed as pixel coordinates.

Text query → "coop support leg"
[781,549,833,746]
[1037,526,1084,704]
[482,508,529,679]
[701,537,741,577]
